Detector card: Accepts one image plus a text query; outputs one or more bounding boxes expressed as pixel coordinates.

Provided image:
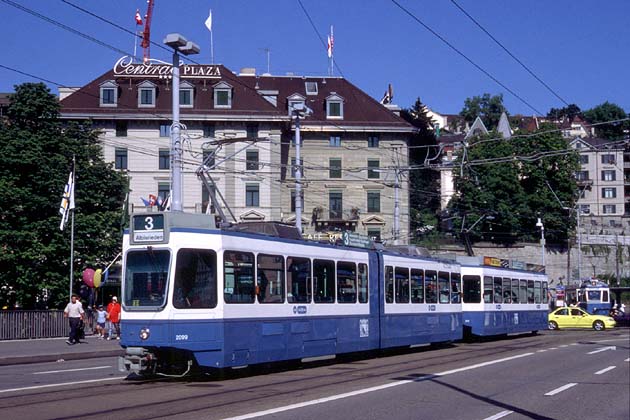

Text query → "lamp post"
[536,217,545,266]
[163,33,200,212]
[291,103,312,233]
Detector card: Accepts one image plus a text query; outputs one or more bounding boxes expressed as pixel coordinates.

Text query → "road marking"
[545,383,577,396]
[0,376,126,394]
[592,338,629,343]
[483,410,514,420]
[587,346,616,355]
[625,358,629,363]
[33,366,112,375]
[595,366,616,375]
[569,343,579,346]
[219,352,535,420]
[536,349,547,353]
[548,347,558,350]
[559,344,569,348]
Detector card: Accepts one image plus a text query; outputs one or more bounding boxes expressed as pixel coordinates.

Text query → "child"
[95,305,107,339]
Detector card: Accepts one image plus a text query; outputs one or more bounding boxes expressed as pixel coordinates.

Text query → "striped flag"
[327,26,334,58]
[135,9,143,25]
[59,171,75,231]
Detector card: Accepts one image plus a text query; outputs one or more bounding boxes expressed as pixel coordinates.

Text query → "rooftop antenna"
[260,48,271,73]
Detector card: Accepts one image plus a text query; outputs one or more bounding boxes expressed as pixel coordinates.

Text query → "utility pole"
[392,148,401,245]
[291,103,312,233]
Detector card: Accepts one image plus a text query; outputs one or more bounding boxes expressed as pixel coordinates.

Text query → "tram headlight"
[139,328,150,341]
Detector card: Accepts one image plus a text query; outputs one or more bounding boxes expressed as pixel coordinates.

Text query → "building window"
[329,158,342,178]
[603,204,616,214]
[115,148,128,170]
[329,136,341,147]
[99,81,118,107]
[290,191,304,212]
[602,188,616,198]
[329,192,342,219]
[291,158,303,178]
[575,171,589,181]
[246,184,259,207]
[367,159,380,179]
[368,135,379,148]
[326,94,344,119]
[213,83,232,108]
[202,149,215,169]
[159,149,170,170]
[158,182,170,202]
[159,124,171,137]
[602,170,616,181]
[367,228,381,242]
[137,81,156,107]
[246,124,258,139]
[579,155,589,164]
[367,191,380,213]
[246,149,259,170]
[288,100,305,115]
[179,89,192,107]
[305,81,318,95]
[579,204,590,215]
[601,154,615,164]
[203,123,215,138]
[115,121,127,137]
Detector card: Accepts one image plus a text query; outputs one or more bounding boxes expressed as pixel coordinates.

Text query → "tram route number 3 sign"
[132,214,165,242]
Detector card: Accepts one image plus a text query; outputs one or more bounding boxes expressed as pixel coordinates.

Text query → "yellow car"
[548,307,616,331]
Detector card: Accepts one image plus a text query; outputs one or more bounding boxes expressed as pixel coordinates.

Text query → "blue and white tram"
[459,259,549,337]
[564,279,611,315]
[119,212,461,375]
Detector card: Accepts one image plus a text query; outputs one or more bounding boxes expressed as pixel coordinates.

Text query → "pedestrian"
[63,294,85,345]
[106,296,121,340]
[95,305,107,338]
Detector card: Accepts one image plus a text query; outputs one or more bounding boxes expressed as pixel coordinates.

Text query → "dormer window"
[99,80,118,107]
[305,81,318,95]
[213,81,232,108]
[137,81,156,108]
[179,81,194,108]
[326,93,344,119]
[287,93,306,115]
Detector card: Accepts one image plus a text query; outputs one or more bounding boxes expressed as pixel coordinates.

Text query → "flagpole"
[69,155,75,299]
[211,29,214,64]
[134,29,138,62]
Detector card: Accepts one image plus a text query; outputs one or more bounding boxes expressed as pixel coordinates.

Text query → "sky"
[1,0,628,116]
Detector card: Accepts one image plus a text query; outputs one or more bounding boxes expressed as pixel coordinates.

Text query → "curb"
[0,349,125,366]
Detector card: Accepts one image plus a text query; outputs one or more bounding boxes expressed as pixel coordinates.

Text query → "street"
[0,330,627,420]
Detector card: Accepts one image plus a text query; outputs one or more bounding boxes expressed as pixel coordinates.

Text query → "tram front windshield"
[124,249,170,308]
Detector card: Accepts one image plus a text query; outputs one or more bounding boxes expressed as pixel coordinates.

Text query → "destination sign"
[113,56,221,79]
[132,214,165,243]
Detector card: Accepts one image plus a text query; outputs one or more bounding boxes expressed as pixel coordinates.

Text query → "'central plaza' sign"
[113,56,221,79]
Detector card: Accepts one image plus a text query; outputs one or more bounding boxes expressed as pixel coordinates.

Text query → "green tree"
[0,83,128,309]
[400,98,440,244]
[546,104,582,121]
[459,93,506,130]
[582,101,628,139]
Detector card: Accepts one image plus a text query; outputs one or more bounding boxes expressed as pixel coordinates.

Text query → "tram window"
[438,271,450,304]
[602,290,609,303]
[425,270,437,303]
[463,275,481,303]
[173,249,217,309]
[587,290,601,301]
[358,263,369,303]
[395,267,410,303]
[542,282,549,304]
[527,280,535,303]
[287,257,311,303]
[313,259,335,303]
[534,281,541,304]
[483,276,493,303]
[519,280,527,304]
[385,266,394,303]
[411,269,424,303]
[451,273,461,303]
[126,249,169,307]
[502,278,511,303]
[257,254,285,303]
[224,251,255,304]
[511,279,519,303]
[493,277,503,304]
[337,261,357,303]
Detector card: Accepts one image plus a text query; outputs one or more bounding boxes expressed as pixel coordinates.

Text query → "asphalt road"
[0,330,627,420]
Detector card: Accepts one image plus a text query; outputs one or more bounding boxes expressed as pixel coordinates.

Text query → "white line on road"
[33,366,113,375]
[544,383,577,396]
[559,345,569,348]
[595,366,616,375]
[570,343,579,346]
[482,410,514,420]
[548,347,558,350]
[625,358,629,363]
[0,376,126,394]
[536,349,547,353]
[587,346,616,355]
[219,352,535,420]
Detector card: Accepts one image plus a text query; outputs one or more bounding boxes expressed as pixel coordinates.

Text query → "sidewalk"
[0,335,124,366]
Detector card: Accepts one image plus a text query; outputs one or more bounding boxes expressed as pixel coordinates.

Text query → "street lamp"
[536,217,545,266]
[291,103,312,232]
[163,33,200,212]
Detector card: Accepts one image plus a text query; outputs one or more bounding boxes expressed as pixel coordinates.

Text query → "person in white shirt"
[63,294,85,345]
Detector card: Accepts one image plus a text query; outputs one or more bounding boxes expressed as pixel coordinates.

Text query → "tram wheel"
[592,320,605,331]
[548,321,558,330]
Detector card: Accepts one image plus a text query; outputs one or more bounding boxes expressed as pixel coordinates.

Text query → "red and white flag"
[135,9,143,26]
[327,25,334,58]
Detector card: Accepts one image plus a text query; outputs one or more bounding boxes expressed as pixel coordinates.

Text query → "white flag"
[205,9,212,31]
[59,171,75,231]
[327,25,334,58]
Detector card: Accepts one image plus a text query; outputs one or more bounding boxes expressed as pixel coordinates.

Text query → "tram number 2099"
[175,334,189,341]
